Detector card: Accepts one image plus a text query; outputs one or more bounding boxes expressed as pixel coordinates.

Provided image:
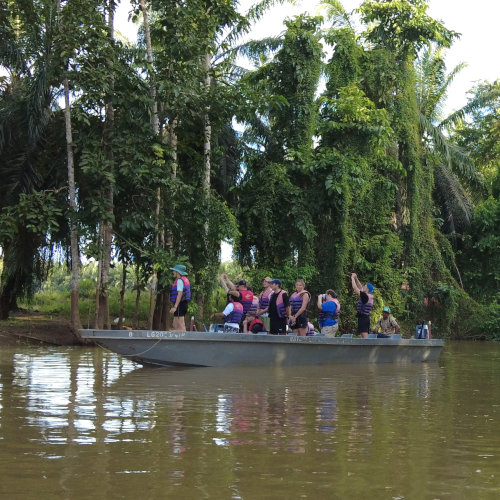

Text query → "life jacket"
[332,298,341,319]
[290,290,311,315]
[272,289,288,318]
[249,317,266,333]
[318,298,340,325]
[170,276,191,303]
[259,288,272,310]
[225,301,244,325]
[238,289,254,315]
[249,295,259,316]
[357,293,373,316]
[416,323,429,339]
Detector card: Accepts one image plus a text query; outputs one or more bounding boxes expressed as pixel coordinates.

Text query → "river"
[0,341,499,499]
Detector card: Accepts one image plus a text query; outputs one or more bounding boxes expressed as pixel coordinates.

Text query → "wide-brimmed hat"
[169,264,188,276]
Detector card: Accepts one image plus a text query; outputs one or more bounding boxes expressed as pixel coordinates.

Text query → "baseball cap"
[269,278,282,286]
[237,280,247,286]
[382,306,390,313]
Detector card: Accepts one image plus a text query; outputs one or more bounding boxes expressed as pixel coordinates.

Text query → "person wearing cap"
[268,279,290,335]
[373,307,400,338]
[169,264,191,331]
[351,273,374,338]
[219,274,254,323]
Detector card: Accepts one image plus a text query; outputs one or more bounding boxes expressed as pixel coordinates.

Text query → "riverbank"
[0,312,80,347]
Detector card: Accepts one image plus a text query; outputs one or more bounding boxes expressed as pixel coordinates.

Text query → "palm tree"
[0,1,62,319]
[415,46,484,234]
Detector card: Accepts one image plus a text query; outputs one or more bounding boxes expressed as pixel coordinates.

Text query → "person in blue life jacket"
[317,289,340,337]
[212,293,244,333]
[351,273,374,338]
[169,264,191,331]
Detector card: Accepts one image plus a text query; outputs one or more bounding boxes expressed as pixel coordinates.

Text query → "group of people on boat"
[168,263,401,337]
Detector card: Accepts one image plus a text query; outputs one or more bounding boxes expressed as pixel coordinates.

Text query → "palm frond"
[245,0,296,25]
[440,80,500,129]
[434,163,473,233]
[232,36,284,63]
[419,113,482,185]
[319,0,353,29]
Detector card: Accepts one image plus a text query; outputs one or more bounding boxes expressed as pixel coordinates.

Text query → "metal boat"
[80,329,444,368]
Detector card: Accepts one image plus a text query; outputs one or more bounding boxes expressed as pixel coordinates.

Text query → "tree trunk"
[95,0,116,329]
[133,264,141,329]
[118,262,127,329]
[202,53,212,198]
[140,0,162,330]
[63,77,82,337]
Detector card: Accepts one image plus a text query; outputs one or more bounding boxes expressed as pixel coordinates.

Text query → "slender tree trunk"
[96,1,116,329]
[140,0,163,330]
[118,262,127,329]
[56,0,82,337]
[94,224,103,328]
[202,53,212,198]
[63,77,82,336]
[195,53,213,322]
[133,287,141,329]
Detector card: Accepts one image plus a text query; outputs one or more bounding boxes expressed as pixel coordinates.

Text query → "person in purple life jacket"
[212,294,243,333]
[289,279,311,336]
[256,276,273,331]
[267,279,290,335]
[351,273,374,338]
[169,264,191,331]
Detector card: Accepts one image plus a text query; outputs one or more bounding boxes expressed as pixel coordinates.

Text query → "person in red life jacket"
[169,264,191,331]
[289,279,311,336]
[212,293,243,333]
[351,273,374,338]
[242,311,267,334]
[268,279,290,335]
[219,274,254,322]
[317,289,340,337]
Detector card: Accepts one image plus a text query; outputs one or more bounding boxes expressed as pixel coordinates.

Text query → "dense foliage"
[1,0,499,338]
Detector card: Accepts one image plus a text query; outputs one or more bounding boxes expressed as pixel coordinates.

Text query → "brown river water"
[0,341,499,499]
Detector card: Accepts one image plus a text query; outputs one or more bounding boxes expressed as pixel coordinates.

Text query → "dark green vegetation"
[1,1,499,339]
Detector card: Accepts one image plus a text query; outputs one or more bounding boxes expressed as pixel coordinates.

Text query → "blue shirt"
[321,301,338,326]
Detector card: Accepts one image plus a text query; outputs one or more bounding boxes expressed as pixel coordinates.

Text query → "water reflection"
[1,342,499,499]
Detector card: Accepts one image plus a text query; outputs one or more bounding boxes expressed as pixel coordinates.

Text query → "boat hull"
[80,330,444,367]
